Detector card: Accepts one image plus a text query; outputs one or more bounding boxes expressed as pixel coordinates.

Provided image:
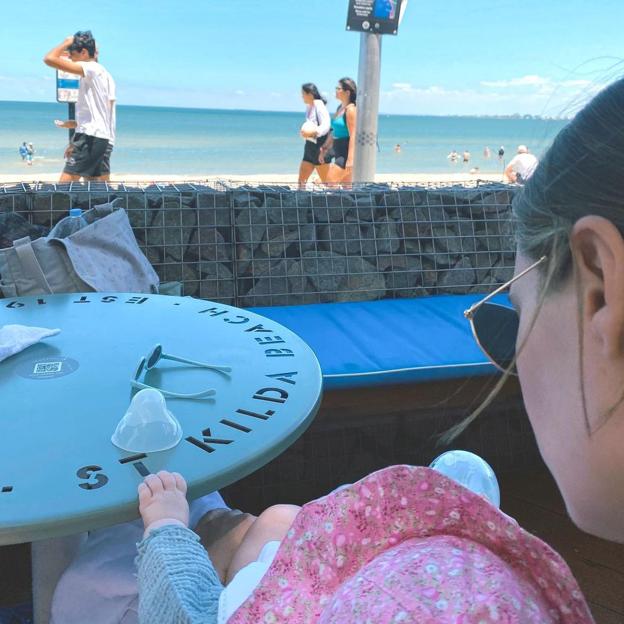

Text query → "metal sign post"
[346,0,408,184]
[56,67,80,141]
[354,33,382,183]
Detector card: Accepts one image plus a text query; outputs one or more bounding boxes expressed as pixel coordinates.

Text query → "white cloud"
[380,75,608,117]
[480,75,549,88]
[391,82,414,92]
[234,89,245,96]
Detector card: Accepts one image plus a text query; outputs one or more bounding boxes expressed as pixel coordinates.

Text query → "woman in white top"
[298,83,331,186]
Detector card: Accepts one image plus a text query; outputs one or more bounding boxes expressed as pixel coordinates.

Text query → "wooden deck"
[500,468,624,623]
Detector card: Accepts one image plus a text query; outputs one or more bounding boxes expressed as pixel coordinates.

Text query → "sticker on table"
[15,356,80,380]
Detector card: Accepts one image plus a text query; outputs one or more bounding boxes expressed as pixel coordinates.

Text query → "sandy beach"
[0,171,506,185]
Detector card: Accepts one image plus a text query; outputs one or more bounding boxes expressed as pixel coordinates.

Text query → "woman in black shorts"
[298,83,331,186]
[323,77,357,186]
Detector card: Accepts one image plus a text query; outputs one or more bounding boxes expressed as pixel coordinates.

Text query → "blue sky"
[0,0,621,116]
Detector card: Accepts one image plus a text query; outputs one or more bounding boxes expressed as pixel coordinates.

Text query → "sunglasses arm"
[130,380,216,399]
[464,255,548,319]
[160,353,232,374]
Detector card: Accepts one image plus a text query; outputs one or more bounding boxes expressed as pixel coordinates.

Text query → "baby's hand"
[138,471,190,535]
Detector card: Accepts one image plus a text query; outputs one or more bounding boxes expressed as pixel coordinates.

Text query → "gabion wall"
[0,182,517,306]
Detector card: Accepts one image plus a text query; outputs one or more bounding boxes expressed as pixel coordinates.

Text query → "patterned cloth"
[228,465,594,624]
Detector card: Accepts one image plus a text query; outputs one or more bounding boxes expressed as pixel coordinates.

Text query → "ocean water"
[0,100,568,178]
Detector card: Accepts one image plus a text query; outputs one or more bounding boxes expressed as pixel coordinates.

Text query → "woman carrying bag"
[298,83,331,187]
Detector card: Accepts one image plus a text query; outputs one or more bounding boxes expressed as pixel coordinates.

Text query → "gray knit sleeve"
[136,525,223,624]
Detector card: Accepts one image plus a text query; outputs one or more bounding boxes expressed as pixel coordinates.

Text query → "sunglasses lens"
[471,303,518,372]
[134,358,146,380]
[147,345,162,369]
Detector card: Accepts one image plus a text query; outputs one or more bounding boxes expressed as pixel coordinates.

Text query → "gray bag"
[0,201,159,297]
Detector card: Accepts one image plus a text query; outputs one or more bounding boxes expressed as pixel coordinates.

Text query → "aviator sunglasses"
[131,344,232,399]
[464,256,547,375]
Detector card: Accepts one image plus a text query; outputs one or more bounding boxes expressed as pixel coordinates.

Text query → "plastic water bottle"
[429,450,501,508]
[49,208,88,238]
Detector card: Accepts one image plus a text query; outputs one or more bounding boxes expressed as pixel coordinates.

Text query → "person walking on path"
[505,145,538,184]
[298,83,331,187]
[44,31,116,182]
[324,77,357,186]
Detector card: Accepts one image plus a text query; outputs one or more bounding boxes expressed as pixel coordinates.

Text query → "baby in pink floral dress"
[136,465,593,623]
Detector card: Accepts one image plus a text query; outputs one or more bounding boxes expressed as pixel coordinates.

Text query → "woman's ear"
[570,215,624,358]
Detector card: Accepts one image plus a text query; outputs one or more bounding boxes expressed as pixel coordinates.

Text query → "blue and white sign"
[346,0,408,35]
[56,69,80,103]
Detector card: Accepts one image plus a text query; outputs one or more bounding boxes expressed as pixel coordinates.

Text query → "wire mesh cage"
[0,180,518,306]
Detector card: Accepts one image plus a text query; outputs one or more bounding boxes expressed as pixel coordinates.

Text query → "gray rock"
[373,217,401,254]
[259,224,316,257]
[439,256,476,292]
[381,255,426,298]
[146,202,197,262]
[232,190,262,208]
[265,196,311,225]
[156,262,199,297]
[186,227,230,262]
[312,192,352,208]
[317,222,363,256]
[235,207,270,247]
[124,194,151,230]
[0,212,48,247]
[300,251,386,302]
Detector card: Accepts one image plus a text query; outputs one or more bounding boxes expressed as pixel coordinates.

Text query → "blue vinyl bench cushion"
[250,294,511,390]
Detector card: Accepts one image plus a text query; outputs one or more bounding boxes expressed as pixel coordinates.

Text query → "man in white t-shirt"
[504,145,539,184]
[44,31,116,181]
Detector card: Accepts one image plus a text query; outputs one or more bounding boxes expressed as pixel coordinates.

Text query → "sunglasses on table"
[464,256,547,375]
[131,344,232,399]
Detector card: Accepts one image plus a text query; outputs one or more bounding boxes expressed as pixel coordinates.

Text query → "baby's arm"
[136,471,223,623]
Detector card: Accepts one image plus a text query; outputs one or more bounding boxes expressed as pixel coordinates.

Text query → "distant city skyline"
[0,0,621,117]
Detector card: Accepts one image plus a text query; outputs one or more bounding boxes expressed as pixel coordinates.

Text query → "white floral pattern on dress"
[228,465,594,624]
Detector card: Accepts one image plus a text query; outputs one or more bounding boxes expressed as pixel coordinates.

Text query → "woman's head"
[336,77,357,105]
[510,77,624,541]
[301,82,325,105]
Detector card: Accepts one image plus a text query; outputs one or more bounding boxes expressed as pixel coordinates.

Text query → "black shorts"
[332,137,350,169]
[97,142,113,177]
[63,133,113,178]
[302,133,331,165]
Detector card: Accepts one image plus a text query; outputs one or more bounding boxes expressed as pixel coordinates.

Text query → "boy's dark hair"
[68,31,96,57]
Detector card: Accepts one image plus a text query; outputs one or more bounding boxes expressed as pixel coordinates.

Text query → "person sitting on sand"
[504,145,538,184]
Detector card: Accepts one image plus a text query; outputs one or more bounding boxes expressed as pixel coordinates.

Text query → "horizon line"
[0,99,570,121]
